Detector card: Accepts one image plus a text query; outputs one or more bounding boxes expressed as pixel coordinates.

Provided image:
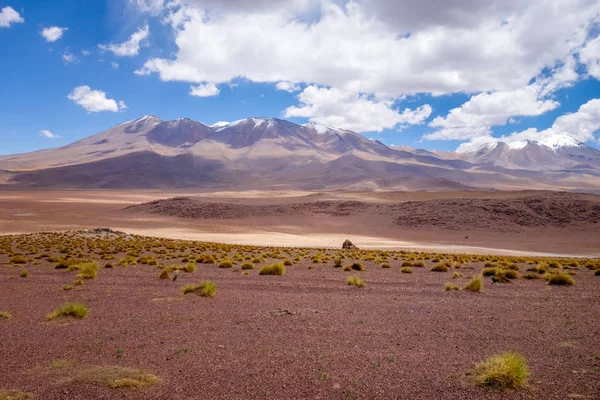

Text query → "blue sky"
[1,0,599,155]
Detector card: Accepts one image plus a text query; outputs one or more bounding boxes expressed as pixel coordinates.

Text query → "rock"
[342,239,358,249]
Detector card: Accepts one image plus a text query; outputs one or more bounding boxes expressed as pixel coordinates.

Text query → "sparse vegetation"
[9,256,27,264]
[400,267,412,274]
[241,262,254,270]
[444,282,460,291]
[546,272,575,286]
[74,261,99,279]
[351,262,364,271]
[218,259,233,268]
[0,312,12,319]
[182,281,216,297]
[19,270,28,278]
[47,302,88,320]
[259,263,286,275]
[346,276,365,287]
[474,352,530,390]
[431,264,449,272]
[464,275,483,292]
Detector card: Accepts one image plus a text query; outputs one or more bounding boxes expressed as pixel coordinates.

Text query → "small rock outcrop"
[342,239,358,249]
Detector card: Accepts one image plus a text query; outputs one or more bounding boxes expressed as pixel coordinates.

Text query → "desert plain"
[0,189,599,399]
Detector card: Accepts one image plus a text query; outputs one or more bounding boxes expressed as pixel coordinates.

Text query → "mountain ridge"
[1,116,600,191]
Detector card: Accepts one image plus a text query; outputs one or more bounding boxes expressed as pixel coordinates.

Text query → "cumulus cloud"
[99,24,149,56]
[426,84,560,141]
[130,0,600,133]
[0,6,23,28]
[189,82,220,97]
[68,86,127,112]
[457,98,600,152]
[276,81,301,93]
[580,34,600,80]
[39,129,60,139]
[41,26,67,42]
[62,49,77,64]
[284,86,431,132]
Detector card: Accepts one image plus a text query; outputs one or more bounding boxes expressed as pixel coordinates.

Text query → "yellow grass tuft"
[46,302,88,320]
[474,352,530,390]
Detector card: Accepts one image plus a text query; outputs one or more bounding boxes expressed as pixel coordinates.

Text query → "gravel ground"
[0,238,599,399]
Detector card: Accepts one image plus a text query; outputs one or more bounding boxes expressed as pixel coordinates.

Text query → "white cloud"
[426,84,561,141]
[41,26,67,42]
[39,129,61,139]
[276,81,300,93]
[82,49,91,56]
[0,6,23,28]
[131,0,600,135]
[62,49,77,64]
[68,86,127,113]
[111,61,120,69]
[189,82,220,97]
[457,98,600,151]
[99,24,149,56]
[580,34,600,80]
[136,1,599,95]
[284,85,431,132]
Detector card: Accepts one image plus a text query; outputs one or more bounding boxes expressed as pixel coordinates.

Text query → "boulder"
[342,239,358,250]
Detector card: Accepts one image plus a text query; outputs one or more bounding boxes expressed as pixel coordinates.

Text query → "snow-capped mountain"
[460,134,600,170]
[1,117,599,191]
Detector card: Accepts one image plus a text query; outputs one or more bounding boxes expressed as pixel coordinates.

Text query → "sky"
[1,0,600,155]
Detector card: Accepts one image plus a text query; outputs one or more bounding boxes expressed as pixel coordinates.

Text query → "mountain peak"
[539,134,583,150]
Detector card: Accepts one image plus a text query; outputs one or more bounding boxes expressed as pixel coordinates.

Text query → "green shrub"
[75,261,99,279]
[47,302,88,320]
[218,259,233,269]
[346,276,365,287]
[158,269,171,280]
[182,262,196,272]
[0,311,12,319]
[351,262,364,271]
[333,258,343,268]
[259,263,286,276]
[431,264,449,272]
[464,276,483,292]
[491,271,511,283]
[546,272,575,286]
[182,281,216,297]
[474,352,530,390]
[241,262,254,270]
[521,272,541,280]
[10,256,27,264]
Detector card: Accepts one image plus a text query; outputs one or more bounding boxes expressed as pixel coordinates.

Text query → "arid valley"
[1,189,599,399]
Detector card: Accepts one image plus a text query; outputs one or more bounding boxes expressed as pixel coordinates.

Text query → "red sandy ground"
[1,240,599,399]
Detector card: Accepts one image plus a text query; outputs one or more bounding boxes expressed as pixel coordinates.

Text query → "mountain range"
[1,116,600,191]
